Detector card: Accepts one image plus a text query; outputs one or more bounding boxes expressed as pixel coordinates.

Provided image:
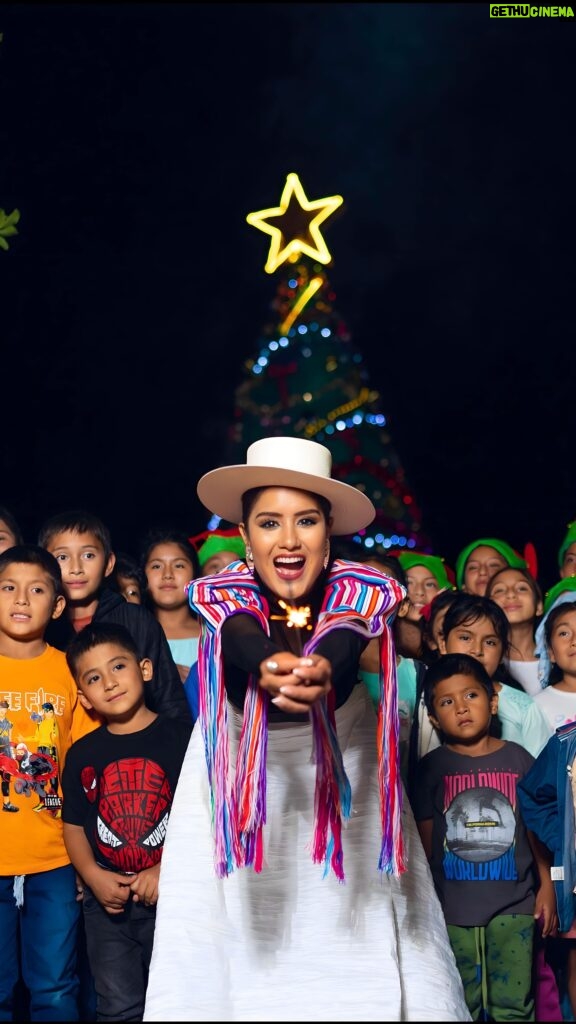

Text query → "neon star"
[246,173,343,274]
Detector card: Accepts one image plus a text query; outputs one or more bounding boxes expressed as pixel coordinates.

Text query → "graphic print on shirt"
[442,770,520,881]
[91,757,173,873]
[0,699,59,815]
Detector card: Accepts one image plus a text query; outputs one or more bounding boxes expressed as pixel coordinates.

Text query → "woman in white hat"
[143,437,470,1023]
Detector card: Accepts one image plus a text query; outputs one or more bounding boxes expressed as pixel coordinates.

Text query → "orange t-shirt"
[0,644,99,875]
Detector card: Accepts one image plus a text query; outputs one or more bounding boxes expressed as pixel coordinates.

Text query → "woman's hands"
[259,651,332,713]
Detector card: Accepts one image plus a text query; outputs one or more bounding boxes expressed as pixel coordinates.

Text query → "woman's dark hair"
[241,487,331,525]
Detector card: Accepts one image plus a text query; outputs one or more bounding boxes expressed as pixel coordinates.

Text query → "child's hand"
[534,883,558,937]
[90,868,133,915]
[130,864,160,906]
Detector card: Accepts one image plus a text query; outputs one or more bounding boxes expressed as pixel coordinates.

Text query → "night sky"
[1,3,573,587]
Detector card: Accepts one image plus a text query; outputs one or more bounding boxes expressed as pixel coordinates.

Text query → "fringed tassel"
[233,679,269,872]
[198,625,234,878]
[377,620,406,875]
[310,691,352,882]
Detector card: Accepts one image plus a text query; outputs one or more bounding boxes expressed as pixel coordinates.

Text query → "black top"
[46,585,192,725]
[221,572,367,716]
[62,715,192,873]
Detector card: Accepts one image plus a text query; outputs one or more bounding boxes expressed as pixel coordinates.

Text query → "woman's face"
[240,487,330,601]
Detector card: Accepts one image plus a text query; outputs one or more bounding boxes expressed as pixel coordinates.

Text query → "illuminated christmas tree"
[225,172,429,552]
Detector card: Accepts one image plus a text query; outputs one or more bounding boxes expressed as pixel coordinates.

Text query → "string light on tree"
[223,172,430,552]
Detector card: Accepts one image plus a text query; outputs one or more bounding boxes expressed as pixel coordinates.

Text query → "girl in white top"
[486,567,544,697]
[534,599,576,731]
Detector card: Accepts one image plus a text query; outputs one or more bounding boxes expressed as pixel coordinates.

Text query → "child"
[557,520,576,581]
[191,527,246,577]
[397,551,455,625]
[455,537,527,596]
[413,652,557,1022]
[420,588,460,666]
[109,552,147,605]
[140,528,200,721]
[62,623,192,1022]
[533,599,576,731]
[0,504,24,553]
[438,592,553,758]
[486,567,544,697]
[0,544,98,1021]
[518,721,576,1020]
[38,510,192,726]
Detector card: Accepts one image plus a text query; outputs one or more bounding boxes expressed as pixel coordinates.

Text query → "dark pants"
[0,865,80,1021]
[82,886,156,1022]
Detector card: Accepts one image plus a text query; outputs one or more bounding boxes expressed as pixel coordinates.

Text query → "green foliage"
[0,208,20,251]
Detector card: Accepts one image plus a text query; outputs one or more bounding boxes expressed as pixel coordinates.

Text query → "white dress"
[143,685,470,1022]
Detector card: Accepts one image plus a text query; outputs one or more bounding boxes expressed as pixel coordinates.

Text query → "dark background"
[0,2,573,588]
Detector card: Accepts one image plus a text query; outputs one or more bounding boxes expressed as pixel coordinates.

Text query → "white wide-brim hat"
[197,436,375,536]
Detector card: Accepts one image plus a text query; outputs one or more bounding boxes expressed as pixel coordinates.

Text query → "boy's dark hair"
[423,652,494,715]
[66,622,141,681]
[0,544,64,597]
[442,593,510,657]
[0,505,24,546]
[139,528,200,578]
[38,510,112,562]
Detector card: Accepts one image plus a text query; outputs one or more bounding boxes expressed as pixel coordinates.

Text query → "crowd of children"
[1,497,576,1021]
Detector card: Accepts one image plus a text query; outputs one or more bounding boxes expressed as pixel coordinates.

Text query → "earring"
[323,543,330,571]
[245,546,254,569]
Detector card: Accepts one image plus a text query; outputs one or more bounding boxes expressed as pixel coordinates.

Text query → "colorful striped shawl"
[188,559,406,881]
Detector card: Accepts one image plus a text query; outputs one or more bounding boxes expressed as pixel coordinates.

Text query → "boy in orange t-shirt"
[0,544,97,1021]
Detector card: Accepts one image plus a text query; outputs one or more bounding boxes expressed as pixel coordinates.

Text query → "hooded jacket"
[517,721,576,932]
[45,585,192,724]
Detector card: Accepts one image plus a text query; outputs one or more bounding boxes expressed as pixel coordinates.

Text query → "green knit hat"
[397,552,454,591]
[455,538,526,590]
[558,521,576,569]
[195,530,246,569]
[543,577,576,615]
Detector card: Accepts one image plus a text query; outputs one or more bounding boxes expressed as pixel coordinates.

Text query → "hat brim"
[197,465,375,536]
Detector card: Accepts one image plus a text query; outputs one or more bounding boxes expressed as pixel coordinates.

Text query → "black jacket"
[45,585,193,725]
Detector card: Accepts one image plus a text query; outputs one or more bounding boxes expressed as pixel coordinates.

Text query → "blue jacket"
[517,721,576,932]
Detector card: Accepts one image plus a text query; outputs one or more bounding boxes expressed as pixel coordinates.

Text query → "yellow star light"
[246,172,343,274]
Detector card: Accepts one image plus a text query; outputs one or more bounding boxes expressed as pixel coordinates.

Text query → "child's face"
[561,543,576,579]
[44,529,114,604]
[0,562,65,643]
[429,673,497,746]
[75,642,152,719]
[440,615,504,679]
[0,518,19,555]
[548,608,576,678]
[462,546,508,596]
[117,574,142,604]
[144,542,195,611]
[487,569,541,625]
[404,564,441,622]
[201,550,242,576]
